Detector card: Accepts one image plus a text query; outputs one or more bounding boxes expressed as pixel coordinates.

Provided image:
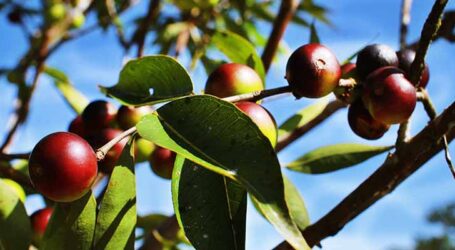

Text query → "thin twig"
[410,0,448,87]
[261,0,300,72]
[221,86,292,103]
[132,0,161,58]
[399,0,413,49]
[274,101,455,249]
[96,126,137,161]
[0,162,33,189]
[276,100,346,152]
[0,153,30,161]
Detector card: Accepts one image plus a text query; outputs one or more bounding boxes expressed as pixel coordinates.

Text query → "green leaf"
[251,175,310,231]
[172,157,246,250]
[44,66,89,114]
[41,192,96,250]
[287,143,393,174]
[93,140,136,250]
[278,98,329,140]
[0,179,32,250]
[309,21,320,44]
[99,55,194,106]
[137,95,309,249]
[211,31,266,84]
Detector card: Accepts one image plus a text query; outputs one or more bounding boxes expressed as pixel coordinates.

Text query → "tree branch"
[274,101,455,249]
[399,0,413,50]
[132,0,161,58]
[276,100,346,152]
[261,0,300,73]
[0,162,33,189]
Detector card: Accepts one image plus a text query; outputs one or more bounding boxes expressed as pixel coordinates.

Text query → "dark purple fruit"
[396,49,430,88]
[348,100,390,140]
[81,100,116,131]
[356,44,399,80]
[149,146,176,180]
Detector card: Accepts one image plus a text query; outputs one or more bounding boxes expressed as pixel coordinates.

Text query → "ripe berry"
[29,132,97,202]
[117,105,152,130]
[205,63,263,98]
[68,116,86,137]
[340,63,357,79]
[348,100,390,140]
[356,44,399,79]
[286,43,341,98]
[235,101,277,147]
[362,66,417,124]
[31,207,53,245]
[396,49,430,88]
[81,100,116,131]
[149,147,176,180]
[86,129,127,174]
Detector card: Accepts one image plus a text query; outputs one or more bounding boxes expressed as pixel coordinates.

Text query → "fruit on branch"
[334,63,359,104]
[87,129,127,174]
[348,100,390,140]
[362,66,417,124]
[46,3,66,23]
[81,100,117,131]
[356,44,399,80]
[205,63,264,98]
[286,43,341,98]
[29,132,97,202]
[7,9,22,24]
[30,207,53,245]
[71,11,85,29]
[340,63,357,79]
[2,178,26,202]
[68,115,86,137]
[396,49,430,88]
[135,137,155,163]
[149,146,176,180]
[117,105,152,130]
[235,101,277,147]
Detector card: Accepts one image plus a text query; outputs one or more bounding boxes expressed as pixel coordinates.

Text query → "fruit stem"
[0,152,30,161]
[96,126,137,161]
[418,89,454,178]
[221,85,292,103]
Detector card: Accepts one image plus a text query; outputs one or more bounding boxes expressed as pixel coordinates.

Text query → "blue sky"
[1,0,454,249]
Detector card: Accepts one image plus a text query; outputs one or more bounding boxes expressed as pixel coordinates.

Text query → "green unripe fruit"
[235,101,277,147]
[135,138,155,163]
[47,3,66,23]
[205,63,264,98]
[71,12,85,29]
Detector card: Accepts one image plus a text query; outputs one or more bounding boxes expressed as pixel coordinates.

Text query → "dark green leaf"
[44,66,89,114]
[0,179,32,250]
[287,143,393,174]
[41,192,96,250]
[278,99,329,140]
[251,175,310,231]
[93,140,136,250]
[137,95,309,249]
[99,56,193,106]
[172,157,246,250]
[211,31,266,84]
[309,21,320,44]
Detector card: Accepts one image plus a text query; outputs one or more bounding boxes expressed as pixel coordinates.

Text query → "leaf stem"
[221,86,292,103]
[96,126,137,161]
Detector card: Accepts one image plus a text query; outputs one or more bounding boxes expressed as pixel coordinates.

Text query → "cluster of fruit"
[285,43,429,140]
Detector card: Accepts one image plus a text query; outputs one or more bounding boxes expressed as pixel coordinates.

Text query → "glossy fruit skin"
[149,146,176,180]
[68,116,86,137]
[396,49,430,88]
[86,129,127,173]
[362,66,417,124]
[135,137,155,163]
[29,132,97,202]
[117,105,151,130]
[205,63,263,98]
[81,100,116,131]
[348,100,390,140]
[356,44,399,79]
[31,207,53,244]
[286,43,341,98]
[235,101,277,147]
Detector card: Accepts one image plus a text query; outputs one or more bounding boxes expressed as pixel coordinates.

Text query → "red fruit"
[356,44,399,79]
[286,43,341,98]
[31,207,53,243]
[348,100,390,140]
[396,49,430,88]
[341,63,357,79]
[235,101,277,147]
[81,100,116,131]
[86,129,127,173]
[149,146,176,180]
[68,116,86,137]
[205,63,263,98]
[116,105,152,130]
[362,66,417,124]
[29,132,97,202]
